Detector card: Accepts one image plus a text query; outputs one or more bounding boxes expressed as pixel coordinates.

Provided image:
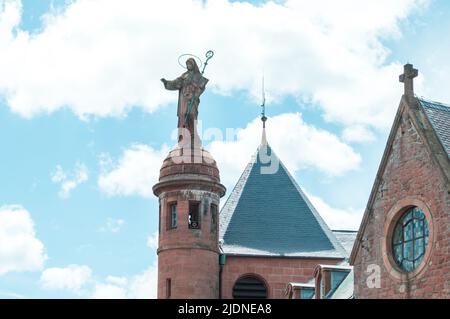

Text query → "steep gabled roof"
[350,95,450,264]
[220,144,346,258]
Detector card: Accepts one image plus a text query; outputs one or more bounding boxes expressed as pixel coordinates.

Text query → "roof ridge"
[332,229,358,233]
[417,97,450,112]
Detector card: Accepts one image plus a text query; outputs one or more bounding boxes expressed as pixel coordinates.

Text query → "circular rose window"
[392,207,429,272]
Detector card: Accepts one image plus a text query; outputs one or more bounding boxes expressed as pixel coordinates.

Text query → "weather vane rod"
[261,75,267,127]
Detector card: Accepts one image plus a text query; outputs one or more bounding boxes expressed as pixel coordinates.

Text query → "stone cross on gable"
[399,63,418,97]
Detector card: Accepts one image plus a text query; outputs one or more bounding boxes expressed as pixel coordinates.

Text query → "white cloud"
[0,290,25,299]
[126,264,158,299]
[91,234,158,298]
[40,243,158,299]
[37,232,158,298]
[208,113,361,189]
[40,264,92,293]
[91,233,158,298]
[0,205,47,275]
[342,125,376,143]
[99,218,125,233]
[0,0,428,131]
[91,283,127,299]
[51,162,89,199]
[97,114,360,198]
[91,263,158,299]
[98,144,169,198]
[304,191,363,230]
[106,275,128,286]
[146,231,158,250]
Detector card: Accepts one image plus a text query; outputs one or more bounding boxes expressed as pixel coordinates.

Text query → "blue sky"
[0,0,449,298]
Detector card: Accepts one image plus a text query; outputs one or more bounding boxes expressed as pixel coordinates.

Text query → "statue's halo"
[178,54,203,70]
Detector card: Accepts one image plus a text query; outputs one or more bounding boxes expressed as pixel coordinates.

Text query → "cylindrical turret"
[153,146,226,299]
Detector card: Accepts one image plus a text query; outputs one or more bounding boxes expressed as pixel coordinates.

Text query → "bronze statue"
[161,58,209,137]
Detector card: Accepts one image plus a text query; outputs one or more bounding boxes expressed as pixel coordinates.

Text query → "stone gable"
[352,98,450,298]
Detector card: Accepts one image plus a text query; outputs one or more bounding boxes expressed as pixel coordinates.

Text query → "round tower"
[153,146,226,299]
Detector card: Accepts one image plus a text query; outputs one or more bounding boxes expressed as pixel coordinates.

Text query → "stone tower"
[154,53,225,298]
[153,146,226,299]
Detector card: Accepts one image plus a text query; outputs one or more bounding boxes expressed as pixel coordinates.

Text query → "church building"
[350,64,450,298]
[153,60,449,299]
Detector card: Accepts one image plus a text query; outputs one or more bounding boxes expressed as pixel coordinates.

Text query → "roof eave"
[222,252,346,260]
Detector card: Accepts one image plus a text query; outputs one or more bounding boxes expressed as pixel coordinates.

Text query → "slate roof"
[332,230,358,257]
[220,144,346,258]
[418,98,450,157]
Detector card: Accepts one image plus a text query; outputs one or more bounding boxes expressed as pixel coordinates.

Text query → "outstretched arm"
[161,77,183,90]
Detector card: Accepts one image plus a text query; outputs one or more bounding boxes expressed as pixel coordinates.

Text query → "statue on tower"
[161,53,212,144]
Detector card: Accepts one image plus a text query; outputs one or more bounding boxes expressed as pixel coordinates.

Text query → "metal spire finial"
[261,75,267,145]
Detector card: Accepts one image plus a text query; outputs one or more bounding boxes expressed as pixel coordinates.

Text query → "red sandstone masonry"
[154,148,225,299]
[221,256,342,299]
[352,102,450,299]
[157,192,221,299]
[158,248,219,299]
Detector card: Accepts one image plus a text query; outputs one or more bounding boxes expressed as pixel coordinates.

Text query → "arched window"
[392,207,429,272]
[188,202,200,229]
[232,275,267,299]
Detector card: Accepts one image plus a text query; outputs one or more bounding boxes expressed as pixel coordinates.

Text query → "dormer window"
[331,271,348,291]
[300,287,314,299]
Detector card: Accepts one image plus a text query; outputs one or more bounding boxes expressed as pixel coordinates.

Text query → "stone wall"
[221,256,342,299]
[353,103,450,298]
